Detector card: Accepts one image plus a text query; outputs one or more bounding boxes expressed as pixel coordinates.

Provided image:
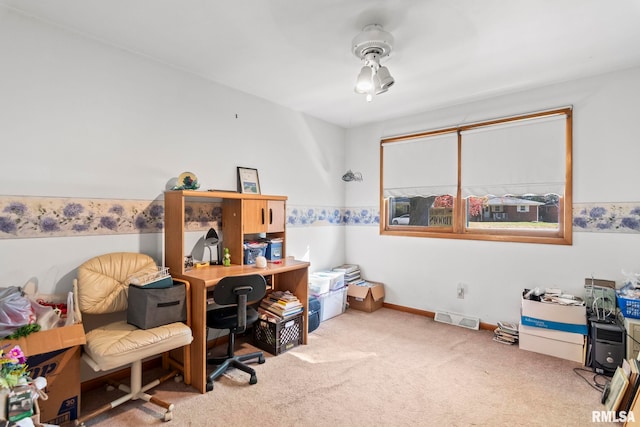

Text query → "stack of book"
[333,264,361,285]
[258,290,303,322]
[493,321,519,345]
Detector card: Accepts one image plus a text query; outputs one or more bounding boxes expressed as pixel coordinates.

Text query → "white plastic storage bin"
[309,275,330,295]
[308,271,345,295]
[318,271,344,290]
[316,286,347,322]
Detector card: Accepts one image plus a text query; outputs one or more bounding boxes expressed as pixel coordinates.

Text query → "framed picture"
[604,365,629,412]
[237,167,261,194]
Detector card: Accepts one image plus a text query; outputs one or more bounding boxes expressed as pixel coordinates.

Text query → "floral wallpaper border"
[0,196,638,239]
[286,206,379,227]
[0,196,221,239]
[572,202,640,233]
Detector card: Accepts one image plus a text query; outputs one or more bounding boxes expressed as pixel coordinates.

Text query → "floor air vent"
[434,311,480,330]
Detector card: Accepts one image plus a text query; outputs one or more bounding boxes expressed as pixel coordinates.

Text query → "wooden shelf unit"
[163,190,309,394]
[164,190,287,274]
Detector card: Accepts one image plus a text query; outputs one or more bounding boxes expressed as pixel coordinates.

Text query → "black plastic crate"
[253,312,304,355]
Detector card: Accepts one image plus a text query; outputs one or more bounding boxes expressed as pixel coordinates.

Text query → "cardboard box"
[519,322,585,363]
[1,323,85,356]
[30,346,82,425]
[347,281,385,313]
[521,298,587,335]
[0,323,85,425]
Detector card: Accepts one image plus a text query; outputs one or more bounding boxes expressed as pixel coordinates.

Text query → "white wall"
[3,7,640,330]
[345,66,640,325]
[0,10,346,292]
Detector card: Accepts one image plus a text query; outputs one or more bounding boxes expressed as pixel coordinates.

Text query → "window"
[380,107,572,245]
[382,131,458,230]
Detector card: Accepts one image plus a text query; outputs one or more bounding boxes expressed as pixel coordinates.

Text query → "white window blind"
[460,114,567,198]
[382,132,458,198]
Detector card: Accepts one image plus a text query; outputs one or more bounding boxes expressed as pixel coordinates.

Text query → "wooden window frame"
[380,107,573,245]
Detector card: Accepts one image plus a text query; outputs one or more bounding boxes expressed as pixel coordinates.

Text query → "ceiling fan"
[352,23,395,102]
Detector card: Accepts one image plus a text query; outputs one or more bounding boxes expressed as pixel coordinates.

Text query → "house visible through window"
[380,107,572,245]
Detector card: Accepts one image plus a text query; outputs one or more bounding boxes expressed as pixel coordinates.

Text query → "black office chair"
[206,274,267,391]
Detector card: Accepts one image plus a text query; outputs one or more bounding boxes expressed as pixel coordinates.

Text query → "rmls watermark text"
[592,410,635,423]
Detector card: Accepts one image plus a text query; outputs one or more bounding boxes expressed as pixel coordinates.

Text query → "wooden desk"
[174,258,310,393]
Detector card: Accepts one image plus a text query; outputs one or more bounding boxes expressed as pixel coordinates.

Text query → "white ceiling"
[3,0,640,129]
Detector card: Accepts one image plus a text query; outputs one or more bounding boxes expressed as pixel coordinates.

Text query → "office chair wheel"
[258,355,265,364]
[163,411,173,422]
[206,381,214,392]
[250,374,258,385]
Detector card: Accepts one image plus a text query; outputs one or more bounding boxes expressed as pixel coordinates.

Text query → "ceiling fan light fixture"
[355,66,374,93]
[374,84,388,96]
[351,24,395,102]
[375,66,394,91]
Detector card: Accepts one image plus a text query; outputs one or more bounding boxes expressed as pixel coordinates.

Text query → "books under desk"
[258,290,303,321]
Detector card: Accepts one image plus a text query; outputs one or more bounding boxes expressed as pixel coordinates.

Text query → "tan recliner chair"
[73,252,192,425]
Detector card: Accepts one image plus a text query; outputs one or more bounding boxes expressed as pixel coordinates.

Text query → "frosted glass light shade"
[375,66,394,90]
[355,66,373,93]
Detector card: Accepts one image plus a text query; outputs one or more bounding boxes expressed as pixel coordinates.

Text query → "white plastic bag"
[0,287,35,338]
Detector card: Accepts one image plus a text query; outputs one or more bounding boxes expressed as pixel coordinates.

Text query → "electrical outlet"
[457,283,465,299]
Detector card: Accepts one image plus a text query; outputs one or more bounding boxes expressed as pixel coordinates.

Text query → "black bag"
[127,282,186,329]
[308,295,321,333]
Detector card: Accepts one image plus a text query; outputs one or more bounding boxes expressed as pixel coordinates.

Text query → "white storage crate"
[309,271,345,295]
[316,286,347,322]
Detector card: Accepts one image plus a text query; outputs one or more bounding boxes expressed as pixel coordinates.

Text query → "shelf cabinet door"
[267,199,285,233]
[243,199,286,234]
[243,199,268,234]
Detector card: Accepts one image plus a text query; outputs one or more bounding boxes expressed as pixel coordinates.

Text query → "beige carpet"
[78,308,616,426]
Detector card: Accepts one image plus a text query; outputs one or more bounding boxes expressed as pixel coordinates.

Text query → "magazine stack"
[258,290,303,323]
[493,321,519,345]
[332,264,361,285]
